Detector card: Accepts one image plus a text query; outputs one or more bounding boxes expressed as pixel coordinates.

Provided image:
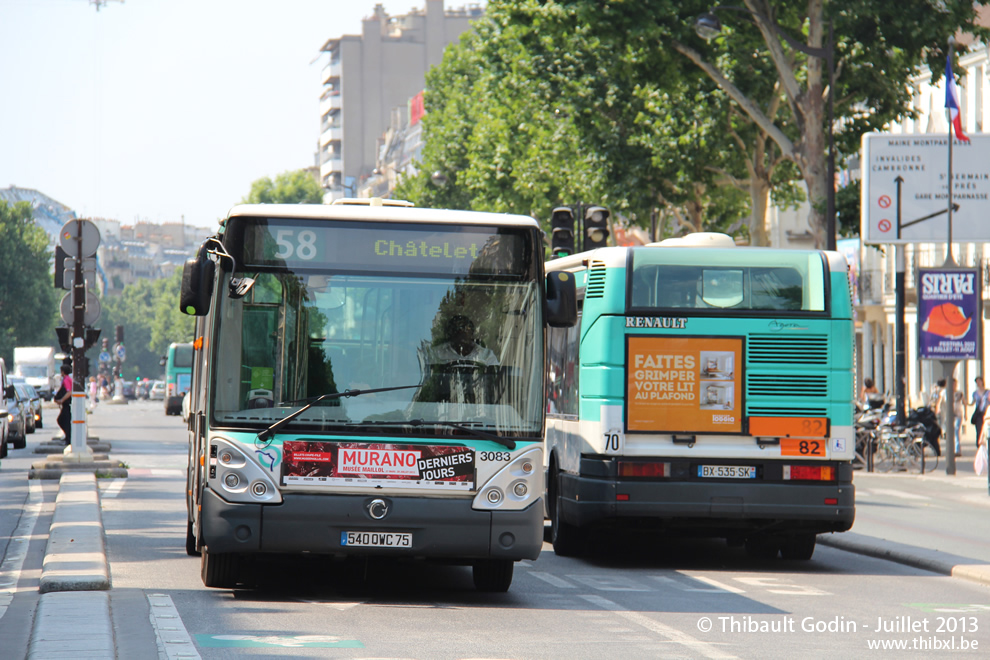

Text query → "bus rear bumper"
[200,487,544,560]
[559,473,855,535]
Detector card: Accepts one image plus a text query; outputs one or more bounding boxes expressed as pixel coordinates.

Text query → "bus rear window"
[629,249,827,313]
[173,345,193,368]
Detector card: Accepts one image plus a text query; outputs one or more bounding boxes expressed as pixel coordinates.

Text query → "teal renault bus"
[178,200,575,592]
[164,342,193,415]
[544,232,855,560]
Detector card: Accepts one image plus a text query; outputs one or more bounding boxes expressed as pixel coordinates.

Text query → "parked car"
[136,380,151,399]
[149,380,166,401]
[4,386,29,449]
[121,380,137,400]
[1,357,12,459]
[14,382,42,431]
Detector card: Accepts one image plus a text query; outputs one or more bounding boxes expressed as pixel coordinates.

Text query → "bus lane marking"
[529,571,576,588]
[672,574,747,593]
[147,593,201,659]
[0,480,42,621]
[580,594,739,659]
[99,478,126,499]
[733,576,830,596]
[569,574,652,591]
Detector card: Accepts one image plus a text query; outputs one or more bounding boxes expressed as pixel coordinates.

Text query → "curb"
[28,592,114,660]
[40,473,110,592]
[28,473,116,659]
[818,532,990,587]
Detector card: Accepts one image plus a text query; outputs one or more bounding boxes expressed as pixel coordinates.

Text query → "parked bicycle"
[854,399,941,473]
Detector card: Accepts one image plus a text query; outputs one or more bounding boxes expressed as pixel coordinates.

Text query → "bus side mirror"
[179,256,215,316]
[546,271,577,327]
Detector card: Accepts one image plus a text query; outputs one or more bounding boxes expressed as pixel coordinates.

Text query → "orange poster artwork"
[626,336,744,434]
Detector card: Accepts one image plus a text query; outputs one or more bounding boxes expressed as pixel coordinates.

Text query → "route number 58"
[274,229,318,260]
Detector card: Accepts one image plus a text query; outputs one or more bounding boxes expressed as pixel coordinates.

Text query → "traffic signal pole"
[69,220,92,460]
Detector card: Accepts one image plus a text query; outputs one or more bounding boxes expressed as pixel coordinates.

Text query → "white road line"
[865,488,932,501]
[580,594,739,659]
[529,571,576,588]
[100,478,126,499]
[676,574,747,594]
[148,593,201,660]
[0,480,43,620]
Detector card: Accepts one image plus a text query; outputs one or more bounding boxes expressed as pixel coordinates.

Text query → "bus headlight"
[208,437,281,504]
[473,446,543,511]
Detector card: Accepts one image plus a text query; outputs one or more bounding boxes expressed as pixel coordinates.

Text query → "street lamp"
[695,6,836,250]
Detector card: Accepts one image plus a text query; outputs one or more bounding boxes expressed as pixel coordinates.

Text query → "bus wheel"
[550,468,583,557]
[473,559,513,592]
[744,535,780,560]
[780,533,817,561]
[186,519,201,557]
[201,547,241,588]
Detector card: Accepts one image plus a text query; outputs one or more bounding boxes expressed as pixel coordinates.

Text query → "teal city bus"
[544,233,855,560]
[164,342,193,415]
[178,200,575,592]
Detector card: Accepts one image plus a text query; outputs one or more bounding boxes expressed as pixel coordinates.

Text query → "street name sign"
[861,133,990,244]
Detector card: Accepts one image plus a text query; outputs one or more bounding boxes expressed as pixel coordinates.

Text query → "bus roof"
[222,203,540,229]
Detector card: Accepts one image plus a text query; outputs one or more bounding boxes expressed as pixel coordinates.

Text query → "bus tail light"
[618,461,670,478]
[783,465,835,481]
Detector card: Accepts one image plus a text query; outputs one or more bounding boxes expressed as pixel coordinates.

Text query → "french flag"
[945,52,969,142]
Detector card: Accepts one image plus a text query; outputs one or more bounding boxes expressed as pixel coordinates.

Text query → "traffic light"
[115,325,124,343]
[583,206,610,250]
[54,246,69,290]
[550,206,575,258]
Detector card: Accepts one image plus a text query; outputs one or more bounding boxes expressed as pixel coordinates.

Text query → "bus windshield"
[629,248,828,313]
[211,265,543,438]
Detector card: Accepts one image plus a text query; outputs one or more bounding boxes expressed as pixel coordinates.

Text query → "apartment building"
[318,1,482,201]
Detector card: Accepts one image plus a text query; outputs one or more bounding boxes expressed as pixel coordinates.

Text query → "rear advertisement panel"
[626,336,744,434]
[282,441,475,491]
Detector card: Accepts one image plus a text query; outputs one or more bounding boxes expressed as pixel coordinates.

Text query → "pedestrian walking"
[53,364,73,444]
[972,377,988,449]
[952,378,964,456]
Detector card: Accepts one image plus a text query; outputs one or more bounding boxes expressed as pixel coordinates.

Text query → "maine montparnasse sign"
[861,133,990,244]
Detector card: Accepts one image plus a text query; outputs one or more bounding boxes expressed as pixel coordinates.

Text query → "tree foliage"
[0,200,59,366]
[243,169,323,205]
[99,269,194,380]
[398,0,988,246]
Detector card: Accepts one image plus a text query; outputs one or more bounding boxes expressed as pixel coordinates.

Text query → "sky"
[0,0,446,227]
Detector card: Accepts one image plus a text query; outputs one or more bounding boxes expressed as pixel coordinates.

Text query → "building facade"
[858,33,990,408]
[318,1,482,201]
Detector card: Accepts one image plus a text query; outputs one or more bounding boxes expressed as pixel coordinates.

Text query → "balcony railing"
[319,93,342,116]
[321,60,341,85]
[319,126,343,147]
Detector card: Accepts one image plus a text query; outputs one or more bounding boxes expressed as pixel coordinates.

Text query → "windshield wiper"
[360,419,517,450]
[256,384,421,443]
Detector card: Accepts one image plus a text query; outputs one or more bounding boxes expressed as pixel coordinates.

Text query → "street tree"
[243,169,323,205]
[0,200,58,365]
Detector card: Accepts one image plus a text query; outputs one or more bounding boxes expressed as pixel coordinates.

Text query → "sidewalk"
[820,422,990,586]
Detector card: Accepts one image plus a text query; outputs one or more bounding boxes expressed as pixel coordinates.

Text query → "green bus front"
[545,244,855,559]
[164,342,193,415]
[185,204,567,591]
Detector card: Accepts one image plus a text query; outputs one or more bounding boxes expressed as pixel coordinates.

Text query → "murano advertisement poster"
[626,336,744,434]
[282,441,475,490]
[917,267,982,361]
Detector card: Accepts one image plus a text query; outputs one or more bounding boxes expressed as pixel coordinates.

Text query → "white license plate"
[341,531,412,548]
[698,465,756,479]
